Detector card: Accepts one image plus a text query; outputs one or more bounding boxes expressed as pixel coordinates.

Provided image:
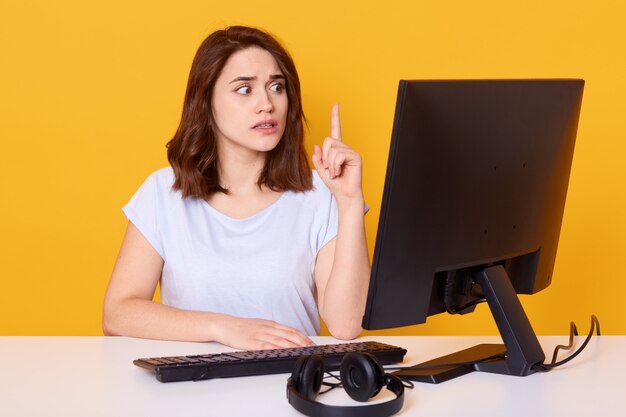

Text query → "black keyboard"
[134,340,407,382]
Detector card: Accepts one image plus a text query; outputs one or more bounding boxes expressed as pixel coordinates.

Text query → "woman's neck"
[215,144,267,195]
[208,151,284,219]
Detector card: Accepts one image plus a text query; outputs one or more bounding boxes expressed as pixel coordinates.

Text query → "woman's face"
[211,46,289,157]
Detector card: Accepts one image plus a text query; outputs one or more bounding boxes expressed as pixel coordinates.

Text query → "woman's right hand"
[216,315,315,350]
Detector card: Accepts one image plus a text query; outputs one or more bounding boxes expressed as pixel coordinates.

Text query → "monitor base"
[392,343,507,384]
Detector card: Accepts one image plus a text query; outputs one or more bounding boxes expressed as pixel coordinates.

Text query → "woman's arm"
[312,104,371,339]
[103,221,314,350]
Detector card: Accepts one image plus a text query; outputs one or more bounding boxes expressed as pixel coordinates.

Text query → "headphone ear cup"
[340,352,385,402]
[292,355,324,400]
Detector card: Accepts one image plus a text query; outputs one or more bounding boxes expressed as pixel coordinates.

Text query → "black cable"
[400,378,415,389]
[318,372,343,394]
[533,314,600,372]
[320,370,416,395]
[322,371,341,385]
[550,321,578,364]
[443,271,487,315]
[446,297,487,315]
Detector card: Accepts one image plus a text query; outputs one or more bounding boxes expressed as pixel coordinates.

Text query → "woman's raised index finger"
[330,103,342,141]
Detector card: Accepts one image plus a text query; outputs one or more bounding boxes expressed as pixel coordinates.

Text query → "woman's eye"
[269,83,284,93]
[235,85,251,95]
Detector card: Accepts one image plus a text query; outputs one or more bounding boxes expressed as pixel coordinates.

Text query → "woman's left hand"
[312,104,364,203]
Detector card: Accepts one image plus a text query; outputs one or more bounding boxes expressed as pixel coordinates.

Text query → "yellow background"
[1,0,624,336]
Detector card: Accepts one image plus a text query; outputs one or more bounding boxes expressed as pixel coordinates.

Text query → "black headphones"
[286,352,405,417]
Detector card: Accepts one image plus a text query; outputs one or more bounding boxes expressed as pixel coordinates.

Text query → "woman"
[102,26,370,351]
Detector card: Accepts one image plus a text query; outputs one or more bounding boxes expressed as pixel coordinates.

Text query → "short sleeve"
[317,192,338,252]
[310,172,339,252]
[122,171,166,258]
[310,171,372,253]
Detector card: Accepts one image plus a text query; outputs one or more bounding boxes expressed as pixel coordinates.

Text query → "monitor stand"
[392,264,546,383]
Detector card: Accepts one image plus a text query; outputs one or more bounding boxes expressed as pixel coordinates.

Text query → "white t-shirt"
[122,167,338,335]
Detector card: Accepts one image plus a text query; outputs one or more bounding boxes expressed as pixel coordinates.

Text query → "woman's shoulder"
[128,166,179,204]
[132,167,175,195]
[144,166,175,186]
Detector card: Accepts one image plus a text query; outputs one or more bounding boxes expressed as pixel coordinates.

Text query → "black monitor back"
[363,79,584,330]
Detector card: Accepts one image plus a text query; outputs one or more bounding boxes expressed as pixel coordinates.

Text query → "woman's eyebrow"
[229,76,256,84]
[229,74,285,84]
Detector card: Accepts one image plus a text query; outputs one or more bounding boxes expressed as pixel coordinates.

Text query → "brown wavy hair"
[166,26,312,199]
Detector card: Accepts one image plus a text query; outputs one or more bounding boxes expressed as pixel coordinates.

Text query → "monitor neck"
[472,264,545,376]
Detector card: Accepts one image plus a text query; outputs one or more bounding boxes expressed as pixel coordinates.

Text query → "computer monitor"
[362,79,585,382]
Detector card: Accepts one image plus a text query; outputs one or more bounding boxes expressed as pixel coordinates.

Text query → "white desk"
[0,335,622,416]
